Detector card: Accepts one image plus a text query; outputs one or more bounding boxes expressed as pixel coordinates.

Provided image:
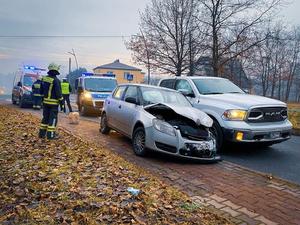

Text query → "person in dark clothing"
[31,77,43,110]
[61,78,73,113]
[38,63,64,140]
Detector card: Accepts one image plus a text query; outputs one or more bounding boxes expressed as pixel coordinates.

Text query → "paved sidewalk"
[3,104,300,225]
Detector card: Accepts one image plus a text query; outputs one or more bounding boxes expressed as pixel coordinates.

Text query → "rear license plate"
[270,132,281,139]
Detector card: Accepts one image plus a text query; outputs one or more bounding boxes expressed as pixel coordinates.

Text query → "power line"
[0,35,131,38]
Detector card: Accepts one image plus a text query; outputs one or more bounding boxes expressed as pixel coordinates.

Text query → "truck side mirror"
[178,89,195,98]
[17,81,22,87]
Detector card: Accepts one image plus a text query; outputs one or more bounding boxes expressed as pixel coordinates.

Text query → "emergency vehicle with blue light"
[75,73,117,116]
[12,65,47,108]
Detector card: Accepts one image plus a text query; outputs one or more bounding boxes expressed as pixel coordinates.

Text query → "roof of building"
[94,59,142,71]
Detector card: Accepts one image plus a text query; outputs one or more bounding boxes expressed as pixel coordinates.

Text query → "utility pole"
[68,57,71,83]
[68,49,78,70]
[68,57,71,74]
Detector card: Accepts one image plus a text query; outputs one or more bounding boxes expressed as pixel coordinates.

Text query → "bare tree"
[196,0,284,77]
[129,0,200,76]
[284,27,300,101]
[126,29,154,84]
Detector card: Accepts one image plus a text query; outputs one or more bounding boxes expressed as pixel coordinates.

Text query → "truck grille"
[247,107,287,123]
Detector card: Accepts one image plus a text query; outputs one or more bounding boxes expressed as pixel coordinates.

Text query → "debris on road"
[127,187,141,196]
[0,106,230,224]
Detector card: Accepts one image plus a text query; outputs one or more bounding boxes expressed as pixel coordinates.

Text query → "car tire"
[79,104,88,116]
[132,127,147,157]
[100,113,110,134]
[19,97,26,108]
[12,95,16,105]
[210,119,223,153]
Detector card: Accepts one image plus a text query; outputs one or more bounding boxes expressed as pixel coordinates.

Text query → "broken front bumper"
[145,127,221,162]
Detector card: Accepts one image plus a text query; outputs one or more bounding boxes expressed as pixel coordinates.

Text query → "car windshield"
[192,78,244,95]
[84,78,117,92]
[23,75,38,87]
[140,86,191,107]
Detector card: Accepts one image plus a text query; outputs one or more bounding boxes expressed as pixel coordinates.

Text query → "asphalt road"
[1,94,300,185]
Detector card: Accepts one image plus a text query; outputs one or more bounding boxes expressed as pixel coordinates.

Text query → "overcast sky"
[0,0,299,75]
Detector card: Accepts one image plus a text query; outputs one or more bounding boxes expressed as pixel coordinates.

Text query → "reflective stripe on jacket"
[32,80,43,97]
[41,75,63,105]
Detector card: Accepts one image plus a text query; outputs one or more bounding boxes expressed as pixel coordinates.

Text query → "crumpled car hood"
[144,103,213,128]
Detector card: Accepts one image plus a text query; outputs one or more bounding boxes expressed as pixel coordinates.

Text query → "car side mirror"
[17,81,22,87]
[125,97,138,105]
[178,89,195,98]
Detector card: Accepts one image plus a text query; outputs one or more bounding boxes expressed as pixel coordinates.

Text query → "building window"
[124,72,130,79]
[107,71,113,75]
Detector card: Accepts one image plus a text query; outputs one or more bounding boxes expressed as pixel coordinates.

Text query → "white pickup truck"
[158,76,292,151]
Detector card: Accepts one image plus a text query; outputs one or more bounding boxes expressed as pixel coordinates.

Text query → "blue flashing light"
[94,73,116,78]
[24,65,37,70]
[82,72,94,77]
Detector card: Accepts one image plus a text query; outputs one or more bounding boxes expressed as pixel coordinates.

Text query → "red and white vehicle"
[12,66,47,108]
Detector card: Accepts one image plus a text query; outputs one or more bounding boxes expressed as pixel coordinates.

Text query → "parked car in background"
[75,73,117,116]
[100,84,221,162]
[12,65,46,108]
[158,76,292,151]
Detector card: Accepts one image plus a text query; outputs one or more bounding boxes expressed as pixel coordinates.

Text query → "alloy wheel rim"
[134,131,145,153]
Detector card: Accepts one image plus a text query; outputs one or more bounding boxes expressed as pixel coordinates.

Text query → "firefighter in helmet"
[32,77,43,110]
[38,63,64,139]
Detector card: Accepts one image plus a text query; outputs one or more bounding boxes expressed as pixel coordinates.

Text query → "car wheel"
[79,104,88,116]
[209,120,223,153]
[132,127,147,156]
[100,113,110,134]
[12,95,16,104]
[19,97,26,108]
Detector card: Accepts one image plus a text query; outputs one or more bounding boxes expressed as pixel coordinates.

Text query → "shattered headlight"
[222,109,247,121]
[153,119,176,136]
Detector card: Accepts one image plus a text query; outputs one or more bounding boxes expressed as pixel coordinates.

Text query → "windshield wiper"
[203,92,224,95]
[227,91,242,94]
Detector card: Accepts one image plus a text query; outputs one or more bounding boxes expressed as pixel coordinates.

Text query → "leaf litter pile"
[0,106,230,224]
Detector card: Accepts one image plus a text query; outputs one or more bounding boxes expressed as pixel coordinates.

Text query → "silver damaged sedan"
[100,84,221,162]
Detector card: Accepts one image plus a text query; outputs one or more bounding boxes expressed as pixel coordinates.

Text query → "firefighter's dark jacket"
[40,74,63,105]
[32,80,43,96]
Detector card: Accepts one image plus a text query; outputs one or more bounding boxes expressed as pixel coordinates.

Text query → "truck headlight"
[83,92,92,99]
[222,109,247,121]
[153,119,176,136]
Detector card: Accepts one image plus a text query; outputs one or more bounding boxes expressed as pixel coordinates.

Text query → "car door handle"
[118,105,121,109]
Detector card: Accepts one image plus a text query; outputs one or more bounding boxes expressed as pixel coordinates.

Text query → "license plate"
[193,141,214,151]
[270,132,281,139]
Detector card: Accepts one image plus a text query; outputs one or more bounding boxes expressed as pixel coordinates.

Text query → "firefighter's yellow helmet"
[48,63,61,73]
